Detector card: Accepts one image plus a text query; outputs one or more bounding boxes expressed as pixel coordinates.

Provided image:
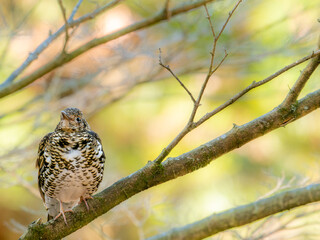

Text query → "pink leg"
[79,196,93,211]
[54,200,73,225]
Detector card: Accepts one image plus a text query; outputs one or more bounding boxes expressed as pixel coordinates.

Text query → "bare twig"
[159,48,196,103]
[0,0,217,98]
[211,49,228,75]
[251,209,320,240]
[0,1,40,68]
[204,4,215,38]
[154,48,320,164]
[216,0,242,41]
[1,0,122,86]
[154,0,242,163]
[58,0,70,52]
[194,49,320,128]
[190,0,241,121]
[164,0,171,20]
[69,0,83,20]
[282,50,320,107]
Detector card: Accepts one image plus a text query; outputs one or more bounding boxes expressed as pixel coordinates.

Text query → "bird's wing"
[36,132,53,201]
[36,132,53,168]
[88,130,102,144]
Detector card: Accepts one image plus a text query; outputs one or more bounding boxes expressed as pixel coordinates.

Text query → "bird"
[36,107,105,224]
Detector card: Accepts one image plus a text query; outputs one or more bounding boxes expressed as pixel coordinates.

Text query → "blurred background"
[0,0,320,239]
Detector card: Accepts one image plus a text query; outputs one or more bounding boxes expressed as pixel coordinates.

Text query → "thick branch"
[0,0,217,99]
[20,83,320,240]
[154,49,320,163]
[195,49,320,127]
[282,51,320,107]
[147,183,320,240]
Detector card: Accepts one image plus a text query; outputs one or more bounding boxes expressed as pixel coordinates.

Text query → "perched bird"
[36,108,105,224]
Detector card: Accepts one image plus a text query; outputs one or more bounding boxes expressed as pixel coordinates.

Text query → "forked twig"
[158,48,196,103]
[211,49,228,74]
[216,0,243,41]
[281,49,320,107]
[154,0,242,163]
[194,49,320,128]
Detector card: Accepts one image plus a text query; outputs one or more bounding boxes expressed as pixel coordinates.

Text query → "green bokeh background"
[0,0,319,239]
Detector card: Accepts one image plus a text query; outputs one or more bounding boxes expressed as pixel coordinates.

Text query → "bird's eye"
[76,117,81,123]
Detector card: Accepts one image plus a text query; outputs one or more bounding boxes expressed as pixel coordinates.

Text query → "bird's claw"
[79,196,93,211]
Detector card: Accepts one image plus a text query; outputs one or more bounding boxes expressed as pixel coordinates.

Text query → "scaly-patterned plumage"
[36,108,105,224]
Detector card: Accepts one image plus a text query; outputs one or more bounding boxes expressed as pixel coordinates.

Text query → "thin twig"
[154,48,320,164]
[164,0,171,20]
[58,0,70,52]
[0,0,216,98]
[158,48,196,103]
[204,4,215,38]
[194,49,320,128]
[188,0,241,123]
[216,0,242,41]
[281,49,320,107]
[69,0,83,21]
[211,49,228,75]
[1,0,122,86]
[154,0,241,164]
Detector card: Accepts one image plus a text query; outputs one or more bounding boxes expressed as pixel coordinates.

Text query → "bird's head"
[56,107,90,132]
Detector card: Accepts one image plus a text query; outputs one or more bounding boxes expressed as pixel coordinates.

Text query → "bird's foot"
[54,209,73,225]
[79,195,93,211]
[55,200,73,225]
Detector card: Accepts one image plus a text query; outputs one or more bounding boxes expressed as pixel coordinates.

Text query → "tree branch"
[1,0,122,87]
[154,0,242,164]
[194,49,320,127]
[158,48,196,103]
[0,0,217,99]
[20,77,320,239]
[281,50,320,107]
[58,0,70,53]
[147,183,320,240]
[153,49,320,164]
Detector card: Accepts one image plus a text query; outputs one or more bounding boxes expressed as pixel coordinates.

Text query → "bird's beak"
[61,111,70,120]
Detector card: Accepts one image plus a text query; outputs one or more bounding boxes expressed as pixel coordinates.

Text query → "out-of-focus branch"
[1,0,121,86]
[19,77,320,240]
[2,0,121,86]
[0,0,217,99]
[58,0,70,52]
[146,184,320,240]
[69,0,83,20]
[154,48,319,165]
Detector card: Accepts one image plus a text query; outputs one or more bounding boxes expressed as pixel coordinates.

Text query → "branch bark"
[0,0,217,99]
[154,49,320,163]
[147,183,320,240]
[20,81,320,239]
